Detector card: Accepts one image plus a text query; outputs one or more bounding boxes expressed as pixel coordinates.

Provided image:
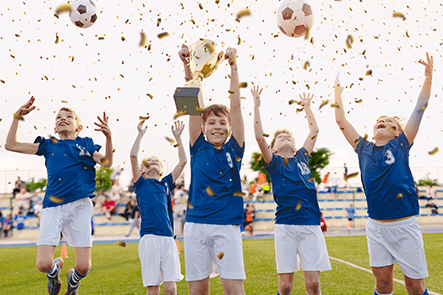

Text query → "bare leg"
[188,277,210,295]
[74,247,91,275]
[278,273,294,295]
[146,285,160,295]
[36,245,57,273]
[163,281,177,295]
[221,278,245,295]
[372,265,394,294]
[304,271,321,295]
[404,275,426,295]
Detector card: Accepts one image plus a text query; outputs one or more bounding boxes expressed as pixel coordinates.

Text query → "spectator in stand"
[120,199,136,221]
[2,213,12,238]
[241,176,250,200]
[127,179,136,199]
[176,209,186,236]
[13,176,26,198]
[15,210,26,230]
[427,185,435,200]
[173,185,187,205]
[321,172,330,195]
[328,172,341,199]
[125,199,140,237]
[320,212,327,232]
[93,190,107,213]
[110,179,123,212]
[243,204,255,235]
[102,195,115,222]
[14,187,31,215]
[345,204,356,230]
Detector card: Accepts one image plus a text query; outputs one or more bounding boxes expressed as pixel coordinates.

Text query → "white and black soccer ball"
[69,0,97,29]
[276,0,314,38]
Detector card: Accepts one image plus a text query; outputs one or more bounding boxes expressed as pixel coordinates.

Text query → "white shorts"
[184,222,246,281]
[138,234,182,286]
[366,217,428,279]
[274,224,332,273]
[37,197,93,247]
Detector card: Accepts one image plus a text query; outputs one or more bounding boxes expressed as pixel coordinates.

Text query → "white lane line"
[329,256,442,295]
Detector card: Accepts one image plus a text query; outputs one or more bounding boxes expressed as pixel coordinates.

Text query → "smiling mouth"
[376,124,386,129]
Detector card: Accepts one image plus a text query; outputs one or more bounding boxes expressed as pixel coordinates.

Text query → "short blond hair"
[58,107,81,126]
[140,156,164,174]
[269,129,295,149]
[376,115,405,132]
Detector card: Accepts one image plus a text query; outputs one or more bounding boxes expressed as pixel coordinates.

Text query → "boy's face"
[140,158,162,178]
[202,113,231,148]
[272,132,295,154]
[373,116,401,140]
[54,110,82,135]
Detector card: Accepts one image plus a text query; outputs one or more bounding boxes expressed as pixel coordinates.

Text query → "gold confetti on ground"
[217,251,224,259]
[319,100,329,110]
[263,133,269,137]
[236,8,251,21]
[396,193,403,199]
[49,195,64,203]
[13,113,24,121]
[233,191,246,198]
[283,156,289,166]
[345,35,354,49]
[165,137,176,143]
[173,110,187,119]
[139,32,147,47]
[392,11,406,20]
[116,241,126,247]
[55,3,71,15]
[344,172,359,181]
[428,147,439,155]
[139,116,150,121]
[157,32,169,39]
[100,158,109,164]
[238,82,248,88]
[308,176,315,182]
[295,199,302,210]
[206,186,215,196]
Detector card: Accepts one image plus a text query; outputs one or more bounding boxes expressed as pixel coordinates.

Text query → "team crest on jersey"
[297,162,311,175]
[226,152,233,168]
[76,144,91,157]
[384,149,395,165]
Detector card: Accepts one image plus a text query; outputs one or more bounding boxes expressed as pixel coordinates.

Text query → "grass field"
[1,234,442,294]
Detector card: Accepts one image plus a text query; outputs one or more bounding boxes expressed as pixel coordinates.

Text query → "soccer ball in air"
[276,0,314,38]
[70,0,97,29]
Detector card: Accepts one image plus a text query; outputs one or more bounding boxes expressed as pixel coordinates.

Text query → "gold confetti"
[237,37,241,45]
[236,8,251,21]
[187,200,194,209]
[233,191,246,198]
[215,0,220,3]
[344,172,359,181]
[13,113,24,121]
[345,35,354,49]
[61,100,68,103]
[157,18,161,27]
[308,176,315,182]
[55,35,59,44]
[422,103,428,110]
[304,27,310,40]
[157,32,169,39]
[217,251,224,259]
[165,137,176,143]
[50,137,59,144]
[392,11,406,20]
[263,133,270,137]
[295,199,301,210]
[0,79,5,84]
[206,186,215,196]
[354,139,360,145]
[330,103,340,108]
[396,193,403,199]
[173,110,187,119]
[288,99,298,105]
[405,31,410,38]
[190,19,195,25]
[100,158,109,164]
[196,107,205,113]
[55,3,71,15]
[34,125,37,130]
[139,116,150,121]
[228,90,235,94]
[355,99,363,103]
[238,82,248,88]
[365,70,373,76]
[319,100,329,110]
[311,135,317,140]
[116,241,126,247]
[284,156,289,166]
[428,147,439,155]
[199,3,203,9]
[139,32,147,47]
[205,43,215,53]
[49,195,64,203]
[296,108,304,113]
[235,156,241,162]
[121,36,126,41]
[142,159,151,168]
[303,61,310,70]
[173,143,181,148]
[362,134,368,141]
[147,93,154,99]
[306,84,310,90]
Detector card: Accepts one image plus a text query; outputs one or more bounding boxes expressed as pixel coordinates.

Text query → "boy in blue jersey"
[5,97,113,295]
[334,53,433,295]
[179,44,246,295]
[252,86,331,295]
[130,120,187,295]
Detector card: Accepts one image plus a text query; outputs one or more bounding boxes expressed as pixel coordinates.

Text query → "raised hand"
[172,121,185,138]
[251,85,263,108]
[15,96,36,117]
[299,93,314,108]
[224,47,237,65]
[418,52,433,79]
[178,44,191,64]
[137,121,148,136]
[94,112,112,138]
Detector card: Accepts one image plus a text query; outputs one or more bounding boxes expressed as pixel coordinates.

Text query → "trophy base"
[173,87,204,116]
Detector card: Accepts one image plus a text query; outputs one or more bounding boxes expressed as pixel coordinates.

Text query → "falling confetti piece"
[205,43,215,53]
[228,90,235,94]
[296,108,304,113]
[217,251,224,259]
[50,136,59,144]
[13,113,24,121]
[263,133,269,137]
[49,195,64,203]
[139,116,150,121]
[157,32,169,39]
[0,79,5,84]
[288,99,298,105]
[365,70,373,76]
[121,36,126,41]
[139,32,147,47]
[157,18,161,27]
[237,37,241,45]
[396,193,403,199]
[116,241,126,247]
[206,186,215,196]
[330,103,340,108]
[319,100,329,110]
[392,11,406,20]
[295,199,302,210]
[344,172,359,181]
[187,200,194,209]
[173,143,181,148]
[284,156,289,166]
[355,99,363,103]
[236,8,251,21]
[55,3,71,15]
[199,3,203,9]
[196,107,205,113]
[165,137,176,143]
[235,156,241,162]
[173,110,187,119]
[142,159,151,168]
[61,100,68,103]
[428,147,439,155]
[55,35,59,44]
[362,134,368,141]
[190,19,195,25]
[303,61,310,70]
[215,0,220,3]
[304,27,310,40]
[308,176,315,182]
[311,135,317,140]
[233,191,246,198]
[146,93,154,99]
[238,82,248,88]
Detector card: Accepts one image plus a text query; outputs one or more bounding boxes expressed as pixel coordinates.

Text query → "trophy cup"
[174,39,224,115]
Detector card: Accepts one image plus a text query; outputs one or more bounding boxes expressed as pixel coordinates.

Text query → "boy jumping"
[334,53,433,295]
[5,97,113,295]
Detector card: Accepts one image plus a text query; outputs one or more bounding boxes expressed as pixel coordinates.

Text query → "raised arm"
[93,112,113,168]
[404,52,433,145]
[170,121,188,183]
[5,96,39,154]
[252,86,272,164]
[179,43,202,146]
[334,72,360,150]
[226,47,245,147]
[129,121,147,181]
[300,93,319,155]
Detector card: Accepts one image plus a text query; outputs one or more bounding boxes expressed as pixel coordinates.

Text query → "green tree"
[26,178,47,192]
[249,152,270,183]
[418,179,438,186]
[96,166,114,192]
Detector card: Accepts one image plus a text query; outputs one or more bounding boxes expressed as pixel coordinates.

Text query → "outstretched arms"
[226,47,245,147]
[170,121,187,183]
[130,121,147,181]
[403,52,433,145]
[5,97,39,154]
[300,93,319,155]
[334,72,360,150]
[93,112,113,167]
[252,85,273,164]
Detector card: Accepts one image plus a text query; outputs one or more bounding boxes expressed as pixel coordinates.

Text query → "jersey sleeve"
[190,132,205,156]
[354,136,369,155]
[228,134,245,159]
[297,147,310,163]
[35,137,48,156]
[84,137,101,157]
[397,132,412,151]
[263,153,278,173]
[134,176,144,191]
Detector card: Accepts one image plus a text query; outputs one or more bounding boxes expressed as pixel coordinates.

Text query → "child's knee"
[163,282,177,295]
[75,262,91,276]
[279,281,293,294]
[147,285,160,295]
[36,259,53,273]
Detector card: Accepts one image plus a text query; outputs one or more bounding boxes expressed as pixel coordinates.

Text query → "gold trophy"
[174,39,224,115]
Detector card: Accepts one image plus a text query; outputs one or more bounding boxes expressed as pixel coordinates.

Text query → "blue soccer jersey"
[135,173,176,238]
[264,148,320,225]
[355,132,419,220]
[187,132,245,225]
[36,136,101,208]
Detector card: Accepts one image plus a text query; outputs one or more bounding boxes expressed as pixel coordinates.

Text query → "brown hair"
[202,104,229,125]
[269,129,295,149]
